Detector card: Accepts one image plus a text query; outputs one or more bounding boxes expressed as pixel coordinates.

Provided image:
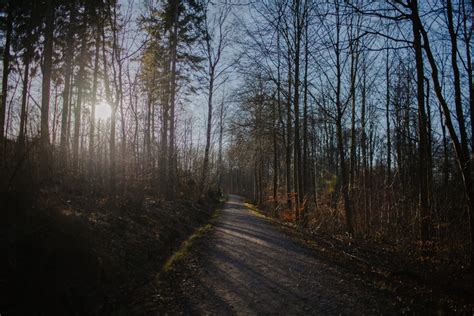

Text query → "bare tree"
[39,0,54,180]
[200,0,232,196]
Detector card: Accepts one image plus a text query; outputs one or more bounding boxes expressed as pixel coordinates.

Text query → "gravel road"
[161,195,403,315]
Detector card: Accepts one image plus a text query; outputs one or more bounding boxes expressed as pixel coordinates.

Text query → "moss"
[245,202,269,220]
[159,207,221,275]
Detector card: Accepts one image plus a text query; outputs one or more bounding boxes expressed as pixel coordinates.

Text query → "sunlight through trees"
[0,3,473,310]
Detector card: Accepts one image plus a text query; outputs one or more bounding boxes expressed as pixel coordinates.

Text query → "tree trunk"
[102,20,116,194]
[40,0,54,181]
[89,24,101,174]
[349,38,359,192]
[0,2,12,144]
[385,43,391,185]
[272,96,279,211]
[59,10,76,170]
[160,61,169,195]
[361,59,369,234]
[336,111,354,235]
[412,4,430,241]
[118,58,126,191]
[145,93,152,177]
[293,0,303,222]
[286,47,293,212]
[426,77,433,218]
[17,56,30,156]
[73,32,88,174]
[335,1,353,235]
[462,0,474,151]
[167,7,179,200]
[445,0,473,264]
[302,10,309,224]
[417,0,474,266]
[218,98,224,190]
[276,12,284,210]
[201,67,214,196]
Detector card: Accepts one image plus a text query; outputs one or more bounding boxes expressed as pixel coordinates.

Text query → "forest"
[0,0,473,314]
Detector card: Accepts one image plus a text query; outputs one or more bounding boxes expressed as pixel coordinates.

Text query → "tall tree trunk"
[151,90,156,176]
[445,0,473,263]
[272,96,279,211]
[102,20,116,194]
[439,105,449,186]
[462,0,474,151]
[335,1,353,235]
[40,0,54,181]
[276,11,285,210]
[110,105,117,193]
[446,0,470,165]
[349,38,359,192]
[59,9,76,170]
[89,25,101,174]
[336,110,353,235]
[17,56,30,156]
[201,67,214,196]
[160,81,169,196]
[417,0,474,266]
[73,33,88,174]
[292,0,303,222]
[361,59,368,233]
[52,80,60,146]
[218,98,224,190]
[385,42,391,185]
[118,60,126,191]
[108,2,125,191]
[302,10,309,221]
[145,93,152,176]
[286,47,293,211]
[0,1,12,144]
[426,77,433,217]
[167,7,179,200]
[413,8,430,241]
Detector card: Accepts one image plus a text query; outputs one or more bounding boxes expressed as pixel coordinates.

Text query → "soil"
[154,195,474,315]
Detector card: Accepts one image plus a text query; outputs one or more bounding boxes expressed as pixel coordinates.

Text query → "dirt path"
[158,195,404,315]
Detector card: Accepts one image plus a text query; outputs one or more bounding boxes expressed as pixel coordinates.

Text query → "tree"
[415,0,474,266]
[59,3,77,170]
[410,0,430,241]
[143,0,204,199]
[39,0,55,181]
[200,0,232,196]
[12,0,41,157]
[0,0,12,144]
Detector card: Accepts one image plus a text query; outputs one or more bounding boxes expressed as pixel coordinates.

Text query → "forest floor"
[153,195,474,315]
[0,185,222,315]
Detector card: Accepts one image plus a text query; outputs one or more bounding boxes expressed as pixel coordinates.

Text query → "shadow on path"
[176,195,399,315]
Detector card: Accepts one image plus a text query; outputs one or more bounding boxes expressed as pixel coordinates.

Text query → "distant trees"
[224,0,474,267]
[0,0,472,268]
[0,0,218,200]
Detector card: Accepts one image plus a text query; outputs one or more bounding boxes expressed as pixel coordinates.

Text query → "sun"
[95,100,112,121]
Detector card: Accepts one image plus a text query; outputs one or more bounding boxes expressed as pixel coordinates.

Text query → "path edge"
[155,196,226,282]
